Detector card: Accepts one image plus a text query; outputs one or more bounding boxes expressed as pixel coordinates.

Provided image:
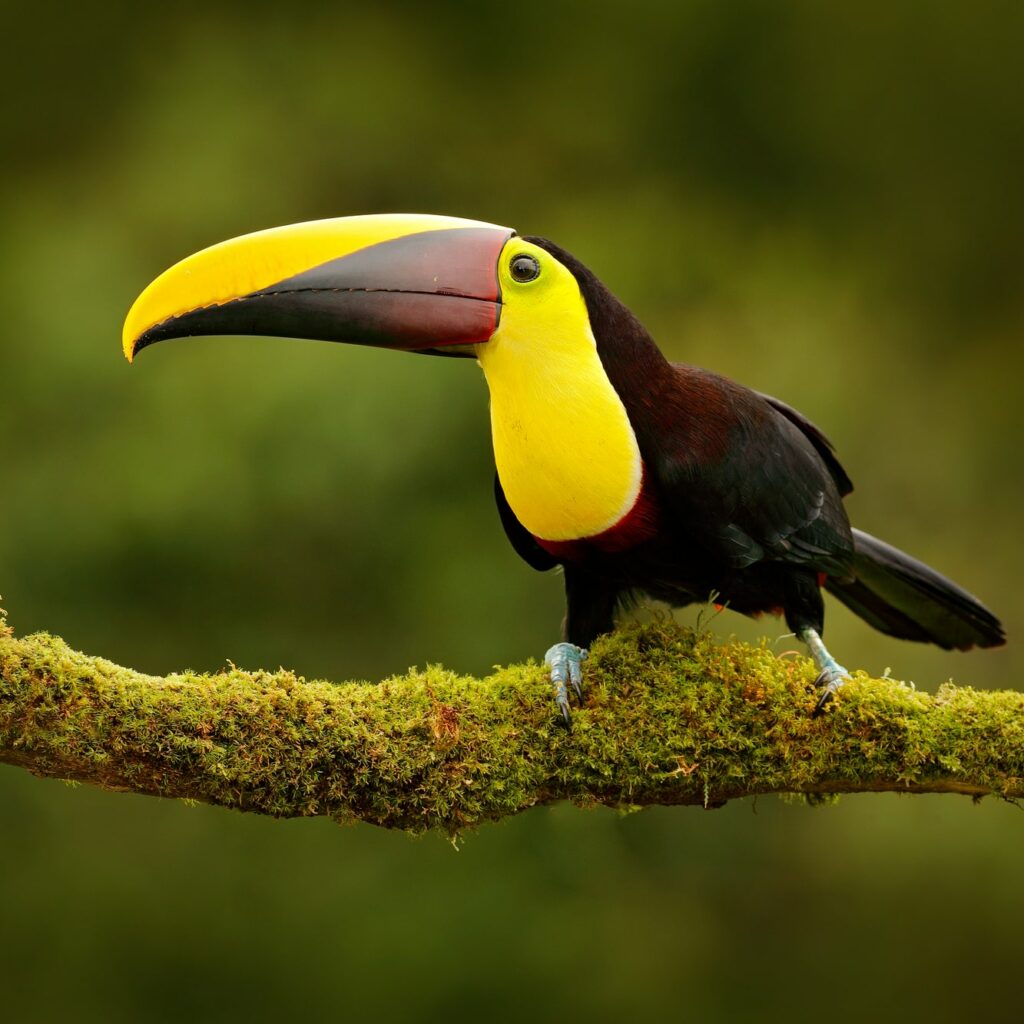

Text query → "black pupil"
[511,255,540,282]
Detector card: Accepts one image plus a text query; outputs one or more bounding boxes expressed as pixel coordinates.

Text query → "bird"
[122,213,1005,721]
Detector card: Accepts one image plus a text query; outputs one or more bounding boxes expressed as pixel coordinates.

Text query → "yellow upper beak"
[122,213,513,362]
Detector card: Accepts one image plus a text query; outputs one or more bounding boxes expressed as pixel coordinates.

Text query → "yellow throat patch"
[477,239,643,543]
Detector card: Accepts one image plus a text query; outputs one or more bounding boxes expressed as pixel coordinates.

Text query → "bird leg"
[544,643,587,724]
[544,567,617,725]
[798,626,849,715]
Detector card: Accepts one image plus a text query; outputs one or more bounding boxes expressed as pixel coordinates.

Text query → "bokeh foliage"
[1,2,1021,1021]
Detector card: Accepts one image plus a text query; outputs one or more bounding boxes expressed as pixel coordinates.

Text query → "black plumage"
[498,238,1005,655]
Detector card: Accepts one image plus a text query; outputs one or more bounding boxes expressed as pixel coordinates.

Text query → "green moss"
[1,621,1022,834]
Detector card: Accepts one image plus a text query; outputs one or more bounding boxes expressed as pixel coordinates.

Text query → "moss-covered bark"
[1,609,1021,833]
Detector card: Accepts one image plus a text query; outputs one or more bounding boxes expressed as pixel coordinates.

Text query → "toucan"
[123,213,1005,720]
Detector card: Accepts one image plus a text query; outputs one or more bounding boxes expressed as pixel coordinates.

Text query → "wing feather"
[649,368,855,578]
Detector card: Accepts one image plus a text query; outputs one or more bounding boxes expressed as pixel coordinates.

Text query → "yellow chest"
[477,319,642,543]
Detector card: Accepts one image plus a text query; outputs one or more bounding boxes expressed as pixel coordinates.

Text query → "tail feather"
[825,529,1005,651]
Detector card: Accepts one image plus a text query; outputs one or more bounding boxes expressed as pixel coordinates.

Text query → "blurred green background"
[2,1,1022,1020]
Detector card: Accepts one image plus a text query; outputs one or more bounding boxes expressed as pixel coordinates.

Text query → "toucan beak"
[122,214,515,363]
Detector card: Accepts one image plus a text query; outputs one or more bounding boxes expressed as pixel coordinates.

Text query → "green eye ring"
[509,254,541,283]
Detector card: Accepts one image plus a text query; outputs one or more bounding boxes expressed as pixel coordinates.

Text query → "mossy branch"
[1,606,1021,832]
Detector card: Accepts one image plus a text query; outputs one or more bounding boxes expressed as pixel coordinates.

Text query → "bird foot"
[798,626,849,717]
[544,643,588,725]
[812,662,849,717]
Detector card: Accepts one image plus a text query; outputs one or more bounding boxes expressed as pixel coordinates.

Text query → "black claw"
[811,667,847,717]
[812,690,833,718]
[557,699,573,730]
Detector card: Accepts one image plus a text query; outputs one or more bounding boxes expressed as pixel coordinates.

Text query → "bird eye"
[509,254,541,283]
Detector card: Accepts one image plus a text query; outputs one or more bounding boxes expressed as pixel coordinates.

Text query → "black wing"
[648,368,855,578]
[755,391,853,497]
[494,473,558,571]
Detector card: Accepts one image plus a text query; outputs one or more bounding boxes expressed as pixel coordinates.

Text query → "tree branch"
[1,607,1021,832]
